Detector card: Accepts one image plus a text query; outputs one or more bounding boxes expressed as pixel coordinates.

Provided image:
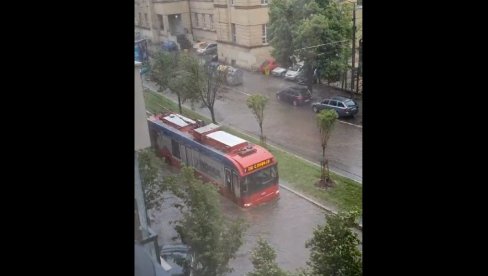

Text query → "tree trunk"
[209,106,216,123]
[321,146,326,181]
[259,123,263,141]
[325,159,330,181]
[177,94,182,114]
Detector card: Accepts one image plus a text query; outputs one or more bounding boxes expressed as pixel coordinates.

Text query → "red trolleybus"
[147,112,280,207]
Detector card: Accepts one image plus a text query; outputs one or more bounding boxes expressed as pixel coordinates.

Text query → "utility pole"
[351,3,356,93]
[356,38,362,93]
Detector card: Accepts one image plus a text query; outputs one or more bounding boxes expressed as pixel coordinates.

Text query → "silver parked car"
[312,96,359,118]
[197,43,217,55]
[284,62,304,81]
[271,66,287,77]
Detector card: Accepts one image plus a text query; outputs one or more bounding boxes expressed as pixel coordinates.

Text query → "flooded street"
[222,188,327,275]
[148,167,362,275]
[150,187,328,275]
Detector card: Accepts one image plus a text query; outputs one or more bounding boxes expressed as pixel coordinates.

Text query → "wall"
[154,1,190,15]
[135,62,151,151]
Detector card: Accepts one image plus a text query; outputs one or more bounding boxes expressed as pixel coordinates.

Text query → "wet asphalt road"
[144,69,362,182]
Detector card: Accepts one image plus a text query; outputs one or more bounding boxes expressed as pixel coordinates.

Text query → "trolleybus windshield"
[243,165,278,194]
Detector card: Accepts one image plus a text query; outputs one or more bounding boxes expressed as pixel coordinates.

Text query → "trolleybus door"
[184,146,192,167]
[225,168,232,193]
[232,171,240,198]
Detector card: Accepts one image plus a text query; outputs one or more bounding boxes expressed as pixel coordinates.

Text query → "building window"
[138,13,142,26]
[202,14,206,28]
[209,14,213,30]
[231,24,236,43]
[194,13,199,27]
[261,0,268,4]
[144,13,148,27]
[157,14,164,30]
[262,24,268,44]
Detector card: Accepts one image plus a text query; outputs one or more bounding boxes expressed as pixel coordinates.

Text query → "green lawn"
[143,89,362,213]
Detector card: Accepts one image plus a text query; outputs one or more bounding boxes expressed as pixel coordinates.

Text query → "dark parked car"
[197,43,217,55]
[276,86,312,106]
[160,244,194,276]
[311,96,359,118]
[161,41,179,52]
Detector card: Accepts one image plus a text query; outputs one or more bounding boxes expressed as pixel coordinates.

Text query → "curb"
[143,84,362,230]
[279,184,362,230]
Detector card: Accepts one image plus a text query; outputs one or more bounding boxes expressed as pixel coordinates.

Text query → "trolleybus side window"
[171,139,180,159]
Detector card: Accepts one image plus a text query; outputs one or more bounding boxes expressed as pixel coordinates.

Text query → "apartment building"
[135,0,272,70]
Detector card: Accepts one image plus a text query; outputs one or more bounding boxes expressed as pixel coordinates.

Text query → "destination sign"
[245,158,272,173]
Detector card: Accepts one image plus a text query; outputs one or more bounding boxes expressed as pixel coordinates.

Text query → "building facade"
[135,0,273,69]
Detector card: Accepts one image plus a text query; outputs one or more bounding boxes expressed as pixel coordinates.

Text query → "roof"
[331,96,350,101]
[193,123,219,135]
[163,114,196,128]
[206,131,246,147]
[229,145,275,174]
[290,86,308,91]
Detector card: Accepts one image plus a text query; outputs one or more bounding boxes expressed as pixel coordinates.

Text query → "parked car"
[197,43,217,55]
[259,58,279,74]
[135,242,170,276]
[161,41,179,52]
[284,62,304,81]
[193,41,208,50]
[271,66,287,77]
[276,85,312,106]
[311,96,359,118]
[160,244,194,276]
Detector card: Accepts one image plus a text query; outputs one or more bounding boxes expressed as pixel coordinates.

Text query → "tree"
[268,0,353,84]
[247,238,289,276]
[138,148,172,211]
[151,52,200,114]
[268,0,297,68]
[172,167,247,276]
[169,52,203,112]
[305,211,362,276]
[150,51,173,92]
[246,95,268,144]
[316,109,338,186]
[179,55,226,123]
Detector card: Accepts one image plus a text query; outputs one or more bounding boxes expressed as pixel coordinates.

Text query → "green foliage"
[305,211,362,276]
[316,109,338,180]
[151,51,201,113]
[246,95,268,141]
[316,109,338,149]
[177,54,225,123]
[268,0,296,68]
[268,0,353,82]
[173,167,248,276]
[247,238,289,276]
[137,148,171,211]
[150,51,175,92]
